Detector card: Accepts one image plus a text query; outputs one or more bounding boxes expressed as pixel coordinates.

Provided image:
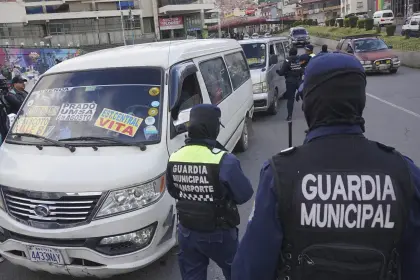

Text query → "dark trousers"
[177,225,238,280]
[285,82,299,117]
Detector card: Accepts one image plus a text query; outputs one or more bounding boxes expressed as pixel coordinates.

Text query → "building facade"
[0,0,215,46]
[300,0,341,22]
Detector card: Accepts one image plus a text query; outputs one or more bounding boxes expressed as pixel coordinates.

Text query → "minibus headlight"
[95,175,166,218]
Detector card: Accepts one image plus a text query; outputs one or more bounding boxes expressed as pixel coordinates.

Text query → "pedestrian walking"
[232,53,420,280]
[166,104,253,280]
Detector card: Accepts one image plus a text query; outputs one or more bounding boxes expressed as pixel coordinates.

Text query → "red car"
[336,34,400,74]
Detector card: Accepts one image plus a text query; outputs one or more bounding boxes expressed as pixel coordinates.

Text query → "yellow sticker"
[247,58,258,64]
[12,117,50,136]
[94,108,143,137]
[25,106,60,117]
[149,87,160,96]
[148,108,158,117]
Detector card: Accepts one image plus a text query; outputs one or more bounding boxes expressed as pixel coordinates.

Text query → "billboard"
[0,47,83,92]
[159,16,184,30]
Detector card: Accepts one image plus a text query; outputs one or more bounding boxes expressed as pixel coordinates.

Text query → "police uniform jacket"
[166,144,253,231]
[277,55,302,84]
[232,125,420,280]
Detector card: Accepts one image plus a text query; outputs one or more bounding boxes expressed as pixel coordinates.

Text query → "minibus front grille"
[2,188,103,228]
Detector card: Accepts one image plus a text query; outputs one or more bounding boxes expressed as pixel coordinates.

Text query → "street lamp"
[118,0,127,46]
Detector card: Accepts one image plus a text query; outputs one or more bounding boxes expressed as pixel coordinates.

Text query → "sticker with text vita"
[94,108,143,137]
[12,117,50,136]
[149,87,160,96]
[56,103,97,121]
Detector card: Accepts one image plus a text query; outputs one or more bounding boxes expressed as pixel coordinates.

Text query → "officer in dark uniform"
[232,53,420,280]
[166,104,253,280]
[276,47,302,121]
[295,54,310,102]
[305,44,316,58]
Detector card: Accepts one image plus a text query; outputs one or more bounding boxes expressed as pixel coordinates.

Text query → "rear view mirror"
[169,62,198,120]
[269,55,278,66]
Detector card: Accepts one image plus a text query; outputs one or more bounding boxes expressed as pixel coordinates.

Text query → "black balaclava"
[187,104,221,141]
[302,53,367,132]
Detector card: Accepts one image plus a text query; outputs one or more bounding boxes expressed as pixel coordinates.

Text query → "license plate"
[28,246,64,265]
[378,64,389,70]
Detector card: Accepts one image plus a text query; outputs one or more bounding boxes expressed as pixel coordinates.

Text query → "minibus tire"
[235,118,249,152]
[267,89,279,115]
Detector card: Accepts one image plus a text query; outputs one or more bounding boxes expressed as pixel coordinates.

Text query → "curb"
[310,35,420,69]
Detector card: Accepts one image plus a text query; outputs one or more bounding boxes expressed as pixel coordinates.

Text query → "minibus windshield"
[7,67,163,146]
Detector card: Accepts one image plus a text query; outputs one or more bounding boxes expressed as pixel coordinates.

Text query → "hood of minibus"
[0,143,168,193]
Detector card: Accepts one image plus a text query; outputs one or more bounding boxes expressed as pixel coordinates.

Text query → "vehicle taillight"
[381,19,385,21]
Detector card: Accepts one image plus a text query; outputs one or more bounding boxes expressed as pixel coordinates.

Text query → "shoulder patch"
[279,146,297,155]
[375,142,395,153]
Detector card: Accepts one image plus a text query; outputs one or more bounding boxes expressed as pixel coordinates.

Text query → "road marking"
[367,93,420,119]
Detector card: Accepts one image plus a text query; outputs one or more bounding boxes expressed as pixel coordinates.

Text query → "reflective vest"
[168,145,239,231]
[270,135,413,280]
[309,53,316,58]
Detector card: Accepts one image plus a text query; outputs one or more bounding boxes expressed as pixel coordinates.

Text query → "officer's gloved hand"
[295,92,301,102]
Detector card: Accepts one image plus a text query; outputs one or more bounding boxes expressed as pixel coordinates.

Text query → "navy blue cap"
[304,44,314,51]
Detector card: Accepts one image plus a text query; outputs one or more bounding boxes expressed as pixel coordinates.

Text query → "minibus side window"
[224,51,250,90]
[178,73,203,111]
[199,57,233,105]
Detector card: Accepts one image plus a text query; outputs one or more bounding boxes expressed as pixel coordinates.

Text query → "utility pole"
[218,0,223,38]
[119,0,127,45]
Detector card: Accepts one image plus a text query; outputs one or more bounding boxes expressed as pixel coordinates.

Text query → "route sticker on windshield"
[43,126,55,138]
[56,103,97,122]
[145,116,155,126]
[149,87,160,96]
[26,106,60,117]
[151,101,160,107]
[94,108,143,137]
[247,58,258,64]
[12,117,50,136]
[144,125,158,140]
[148,108,158,117]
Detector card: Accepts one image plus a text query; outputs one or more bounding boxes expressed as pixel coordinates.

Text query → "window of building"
[199,57,232,105]
[356,1,363,8]
[25,6,43,14]
[46,4,70,13]
[224,52,250,90]
[116,1,134,10]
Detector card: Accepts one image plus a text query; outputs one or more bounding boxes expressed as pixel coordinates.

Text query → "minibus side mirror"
[170,108,190,139]
[169,61,199,120]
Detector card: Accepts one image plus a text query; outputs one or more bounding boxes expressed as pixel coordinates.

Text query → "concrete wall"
[0,2,27,24]
[139,0,154,17]
[69,2,93,12]
[311,35,420,68]
[97,2,117,11]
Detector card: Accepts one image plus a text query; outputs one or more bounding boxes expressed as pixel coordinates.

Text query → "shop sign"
[159,16,184,30]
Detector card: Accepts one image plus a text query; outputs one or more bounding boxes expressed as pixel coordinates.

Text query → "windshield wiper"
[59,136,147,151]
[8,133,76,153]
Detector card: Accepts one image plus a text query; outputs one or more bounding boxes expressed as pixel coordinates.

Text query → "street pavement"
[1,46,420,280]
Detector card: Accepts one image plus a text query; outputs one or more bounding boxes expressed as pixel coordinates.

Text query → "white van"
[239,37,289,114]
[402,15,420,37]
[373,10,395,26]
[0,39,253,278]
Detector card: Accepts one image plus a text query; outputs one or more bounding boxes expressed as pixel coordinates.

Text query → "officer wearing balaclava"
[276,47,302,121]
[166,104,253,280]
[232,53,420,280]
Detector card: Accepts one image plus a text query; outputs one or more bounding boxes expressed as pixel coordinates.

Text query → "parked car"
[251,33,260,39]
[264,32,272,38]
[243,34,250,40]
[336,34,400,74]
[373,10,395,27]
[0,39,254,278]
[240,37,289,114]
[402,15,420,37]
[289,27,310,47]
